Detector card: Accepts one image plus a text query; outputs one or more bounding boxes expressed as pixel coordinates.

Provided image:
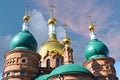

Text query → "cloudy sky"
[0,0,120,79]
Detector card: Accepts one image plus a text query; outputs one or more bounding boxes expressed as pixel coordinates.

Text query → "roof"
[10,30,37,51]
[35,64,93,80]
[35,74,49,80]
[49,64,92,78]
[84,39,109,60]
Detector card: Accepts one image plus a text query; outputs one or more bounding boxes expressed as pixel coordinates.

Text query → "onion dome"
[35,64,93,79]
[48,64,93,78]
[84,16,109,60]
[38,5,64,57]
[63,35,71,46]
[85,39,109,60]
[39,40,64,56]
[10,8,37,51]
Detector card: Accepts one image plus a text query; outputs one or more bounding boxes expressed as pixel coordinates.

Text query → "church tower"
[38,5,64,74]
[62,24,74,64]
[83,16,118,80]
[2,8,40,80]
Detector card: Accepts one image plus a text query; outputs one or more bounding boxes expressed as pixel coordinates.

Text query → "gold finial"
[48,5,57,25]
[63,24,71,45]
[23,7,30,23]
[88,16,94,32]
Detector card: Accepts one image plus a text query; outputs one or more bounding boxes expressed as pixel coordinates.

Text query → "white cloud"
[29,9,48,48]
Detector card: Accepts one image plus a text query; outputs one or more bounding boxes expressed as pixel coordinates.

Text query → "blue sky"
[0,0,120,79]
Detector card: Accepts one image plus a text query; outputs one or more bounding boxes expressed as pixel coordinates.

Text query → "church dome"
[10,30,37,51]
[38,40,64,57]
[49,64,92,78]
[35,74,49,80]
[63,35,71,46]
[84,39,109,60]
[38,7,64,57]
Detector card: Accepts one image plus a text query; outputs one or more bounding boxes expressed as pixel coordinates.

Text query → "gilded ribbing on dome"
[48,5,57,25]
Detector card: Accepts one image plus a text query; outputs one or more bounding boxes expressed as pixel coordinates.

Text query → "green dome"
[49,64,92,78]
[10,30,37,51]
[35,74,49,80]
[85,39,109,60]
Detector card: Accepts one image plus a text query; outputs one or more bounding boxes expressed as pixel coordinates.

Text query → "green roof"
[84,39,109,60]
[10,30,37,51]
[48,64,92,78]
[35,64,93,80]
[35,74,49,80]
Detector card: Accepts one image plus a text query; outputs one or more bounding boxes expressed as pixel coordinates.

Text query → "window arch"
[46,59,50,68]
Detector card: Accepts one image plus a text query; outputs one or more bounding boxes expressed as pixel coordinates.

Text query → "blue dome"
[85,39,109,60]
[10,30,37,51]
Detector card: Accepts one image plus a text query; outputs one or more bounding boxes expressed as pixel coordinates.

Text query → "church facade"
[2,7,118,80]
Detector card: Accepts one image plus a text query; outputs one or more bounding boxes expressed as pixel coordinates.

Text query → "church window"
[21,57,27,64]
[6,72,10,77]
[56,58,60,67]
[20,72,26,76]
[46,59,50,68]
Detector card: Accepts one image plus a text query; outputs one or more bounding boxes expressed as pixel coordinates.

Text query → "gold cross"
[88,16,93,25]
[49,5,55,18]
[25,6,29,16]
[63,24,68,36]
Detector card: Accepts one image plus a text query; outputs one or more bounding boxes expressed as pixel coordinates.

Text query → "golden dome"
[48,18,57,25]
[63,35,71,45]
[39,5,64,57]
[38,40,64,57]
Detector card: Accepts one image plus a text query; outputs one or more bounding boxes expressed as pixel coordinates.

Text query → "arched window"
[6,72,10,77]
[46,59,50,68]
[56,58,60,67]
